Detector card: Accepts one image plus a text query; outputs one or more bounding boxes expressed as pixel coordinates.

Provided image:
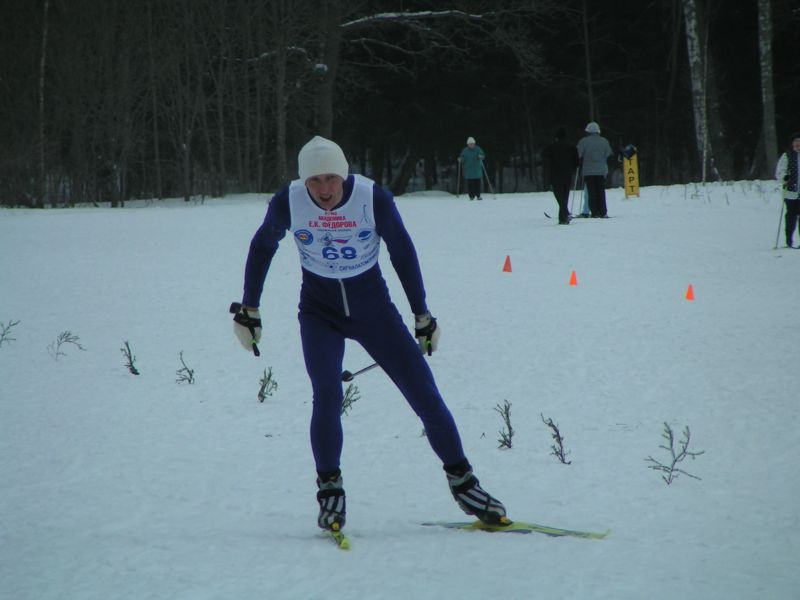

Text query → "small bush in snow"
[47,331,86,360]
[646,422,705,484]
[341,383,360,416]
[541,413,571,464]
[258,367,278,402]
[120,341,140,375]
[175,351,195,384]
[0,319,20,348]
[495,400,514,449]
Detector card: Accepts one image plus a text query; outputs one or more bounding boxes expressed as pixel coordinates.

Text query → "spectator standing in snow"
[232,135,507,534]
[775,132,800,248]
[576,122,614,218]
[541,127,580,224]
[458,136,485,201]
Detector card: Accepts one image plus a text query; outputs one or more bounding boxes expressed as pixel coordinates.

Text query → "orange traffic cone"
[569,270,578,286]
[685,284,694,301]
[502,255,512,272]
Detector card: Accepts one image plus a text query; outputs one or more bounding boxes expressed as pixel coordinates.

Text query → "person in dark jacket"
[775,132,800,248]
[541,127,580,224]
[232,136,507,533]
[576,122,614,218]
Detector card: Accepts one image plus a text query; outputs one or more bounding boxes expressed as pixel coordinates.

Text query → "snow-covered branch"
[342,10,485,31]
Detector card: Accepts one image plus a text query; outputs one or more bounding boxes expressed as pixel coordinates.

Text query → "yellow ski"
[422,519,609,540]
[324,524,351,549]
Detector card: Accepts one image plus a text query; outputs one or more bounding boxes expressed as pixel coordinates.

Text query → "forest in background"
[1,0,799,207]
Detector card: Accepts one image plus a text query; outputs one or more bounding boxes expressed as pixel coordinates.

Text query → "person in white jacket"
[774,132,800,248]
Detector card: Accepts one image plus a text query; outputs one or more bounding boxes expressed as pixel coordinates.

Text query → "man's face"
[468,142,476,148]
[793,139,800,153]
[305,174,344,210]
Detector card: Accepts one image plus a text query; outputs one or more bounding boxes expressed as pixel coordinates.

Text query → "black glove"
[415,312,440,356]
[230,302,261,356]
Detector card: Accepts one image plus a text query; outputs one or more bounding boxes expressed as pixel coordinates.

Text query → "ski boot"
[316,471,346,531]
[445,459,508,526]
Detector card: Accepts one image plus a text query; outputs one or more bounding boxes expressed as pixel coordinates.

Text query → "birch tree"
[681,0,736,182]
[758,0,778,176]
[682,0,710,181]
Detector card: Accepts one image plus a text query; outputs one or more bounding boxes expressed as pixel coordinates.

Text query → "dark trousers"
[584,175,607,217]
[552,182,571,223]
[466,178,482,199]
[299,302,465,473]
[785,199,800,245]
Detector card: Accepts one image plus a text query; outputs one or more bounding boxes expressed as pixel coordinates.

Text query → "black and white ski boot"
[316,471,346,531]
[445,460,508,525]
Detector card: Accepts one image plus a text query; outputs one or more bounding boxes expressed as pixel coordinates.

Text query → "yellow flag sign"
[623,150,639,198]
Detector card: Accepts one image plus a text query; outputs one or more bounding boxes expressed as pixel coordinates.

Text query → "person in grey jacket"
[576,122,614,218]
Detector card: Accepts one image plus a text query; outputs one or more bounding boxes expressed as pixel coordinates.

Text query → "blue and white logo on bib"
[295,229,313,245]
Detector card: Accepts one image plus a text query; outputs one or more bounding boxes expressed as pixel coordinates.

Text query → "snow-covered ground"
[1,181,797,599]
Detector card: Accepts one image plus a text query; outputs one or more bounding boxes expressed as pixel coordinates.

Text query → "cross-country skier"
[458,136,486,200]
[232,135,507,533]
[576,122,614,218]
[775,132,800,248]
[541,127,580,224]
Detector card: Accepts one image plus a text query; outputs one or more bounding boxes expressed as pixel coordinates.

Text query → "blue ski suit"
[242,175,466,473]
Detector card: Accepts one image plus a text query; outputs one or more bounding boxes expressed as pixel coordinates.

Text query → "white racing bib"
[288,174,380,278]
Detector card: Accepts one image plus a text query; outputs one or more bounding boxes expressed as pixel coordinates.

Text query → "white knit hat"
[298,136,349,181]
[466,136,476,144]
[585,122,601,134]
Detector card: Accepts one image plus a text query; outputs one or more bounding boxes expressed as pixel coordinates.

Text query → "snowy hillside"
[1,181,797,600]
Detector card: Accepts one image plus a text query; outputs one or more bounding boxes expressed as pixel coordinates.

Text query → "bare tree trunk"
[38,0,50,208]
[758,0,778,176]
[239,47,250,190]
[252,60,262,191]
[653,0,683,183]
[682,0,709,181]
[271,0,289,185]
[581,0,595,121]
[211,5,228,197]
[147,1,163,199]
[162,2,205,202]
[522,85,535,181]
[664,0,682,121]
[316,0,342,137]
[371,148,385,186]
[702,11,730,180]
[389,146,417,196]
[114,40,133,208]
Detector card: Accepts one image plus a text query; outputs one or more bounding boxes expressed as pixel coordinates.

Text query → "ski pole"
[568,169,580,215]
[773,195,786,249]
[456,160,462,197]
[341,362,378,382]
[481,161,496,198]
